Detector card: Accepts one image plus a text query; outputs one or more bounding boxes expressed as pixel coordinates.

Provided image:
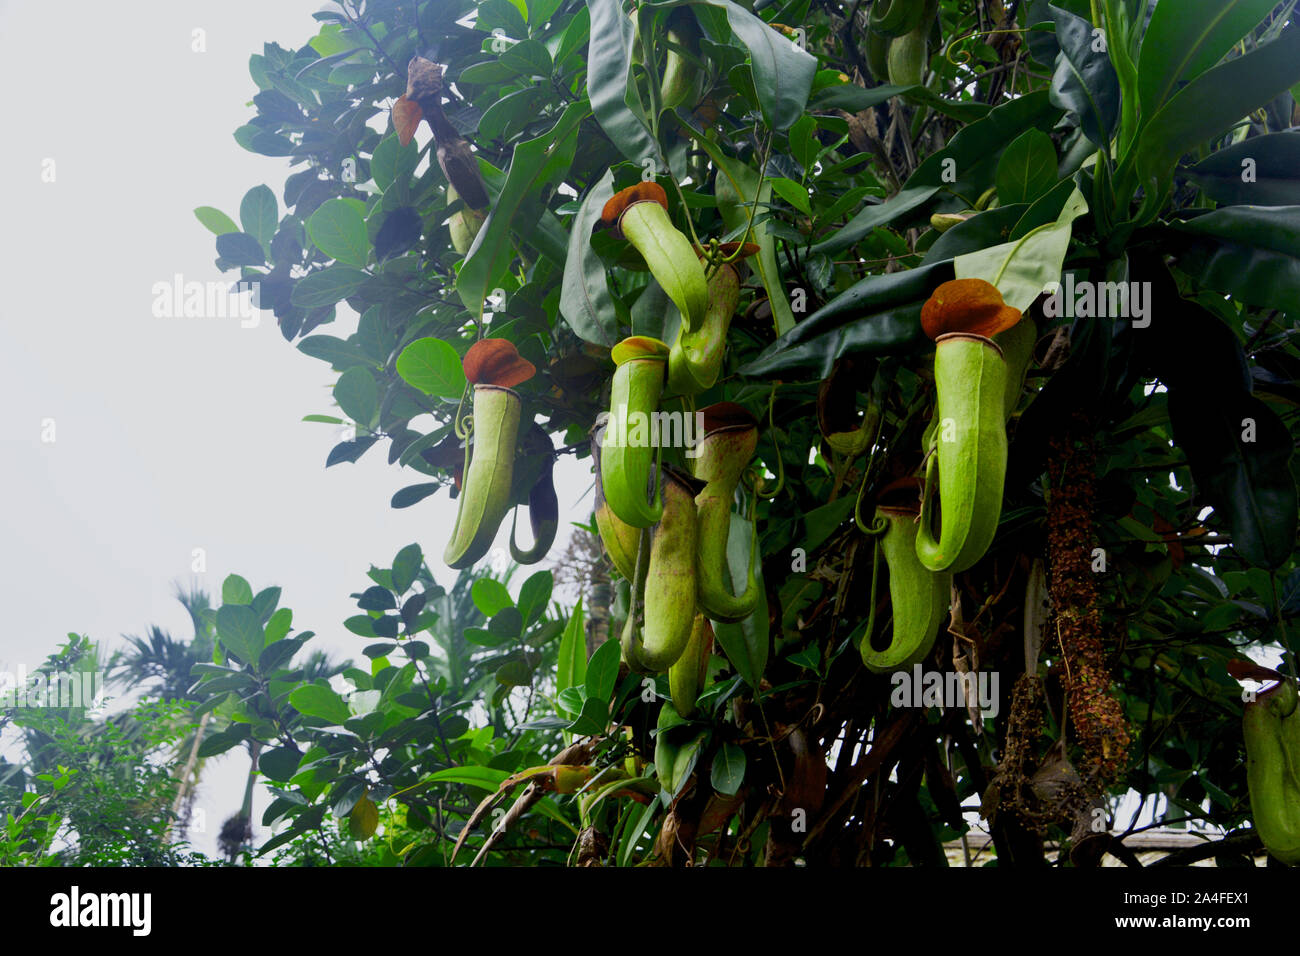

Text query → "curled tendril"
[944,26,1035,67]
[853,468,889,536]
[755,384,785,499]
[453,382,474,440]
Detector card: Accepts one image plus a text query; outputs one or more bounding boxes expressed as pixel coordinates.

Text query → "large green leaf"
[471,578,513,616]
[584,636,621,705]
[308,198,371,268]
[424,766,512,791]
[396,337,466,400]
[586,0,655,161]
[259,746,304,783]
[808,81,991,123]
[290,266,369,307]
[371,133,419,193]
[333,366,379,427]
[457,100,586,315]
[217,232,266,266]
[289,683,352,725]
[194,206,239,236]
[923,204,1030,263]
[391,543,423,594]
[708,0,816,132]
[559,169,622,346]
[740,260,952,377]
[222,573,254,605]
[1137,0,1279,119]
[1169,205,1300,313]
[995,129,1058,206]
[216,604,265,667]
[556,598,587,707]
[1135,22,1300,191]
[710,513,768,689]
[954,186,1088,312]
[710,742,746,795]
[1181,130,1300,206]
[240,184,279,249]
[1047,5,1119,149]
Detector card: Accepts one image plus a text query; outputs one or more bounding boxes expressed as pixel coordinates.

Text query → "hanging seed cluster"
[1046,418,1131,785]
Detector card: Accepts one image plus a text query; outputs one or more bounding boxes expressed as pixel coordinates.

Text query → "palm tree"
[112,584,215,840]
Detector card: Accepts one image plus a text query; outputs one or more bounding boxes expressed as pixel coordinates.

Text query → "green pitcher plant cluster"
[195,0,1300,866]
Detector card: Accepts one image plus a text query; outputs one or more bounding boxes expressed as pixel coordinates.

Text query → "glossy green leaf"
[265,607,293,645]
[216,232,266,266]
[308,199,371,267]
[1047,5,1119,148]
[556,598,587,706]
[489,607,524,641]
[710,742,746,795]
[740,260,951,377]
[457,100,586,316]
[240,184,279,248]
[1137,0,1279,119]
[392,543,423,594]
[559,169,622,346]
[584,636,621,704]
[1170,205,1300,314]
[391,483,441,508]
[424,766,511,791]
[222,574,254,605]
[517,570,553,626]
[259,746,303,782]
[333,366,379,426]
[290,266,368,307]
[808,81,991,123]
[710,0,816,131]
[216,604,264,666]
[371,133,419,193]
[954,186,1088,312]
[586,0,655,161]
[768,176,812,216]
[194,206,239,235]
[1135,22,1300,191]
[1182,130,1300,205]
[289,683,352,724]
[297,335,374,370]
[500,38,553,77]
[995,129,1058,205]
[472,578,513,616]
[396,337,466,399]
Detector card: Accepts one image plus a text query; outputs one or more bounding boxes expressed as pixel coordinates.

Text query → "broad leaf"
[954,186,1088,312]
[1135,22,1300,191]
[1137,0,1279,119]
[396,337,466,400]
[457,100,586,315]
[995,129,1058,206]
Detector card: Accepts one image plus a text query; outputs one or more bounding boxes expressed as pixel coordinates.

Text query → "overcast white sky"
[0,0,589,859]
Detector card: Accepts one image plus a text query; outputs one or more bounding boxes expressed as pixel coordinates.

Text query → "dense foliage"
[11,0,1300,867]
